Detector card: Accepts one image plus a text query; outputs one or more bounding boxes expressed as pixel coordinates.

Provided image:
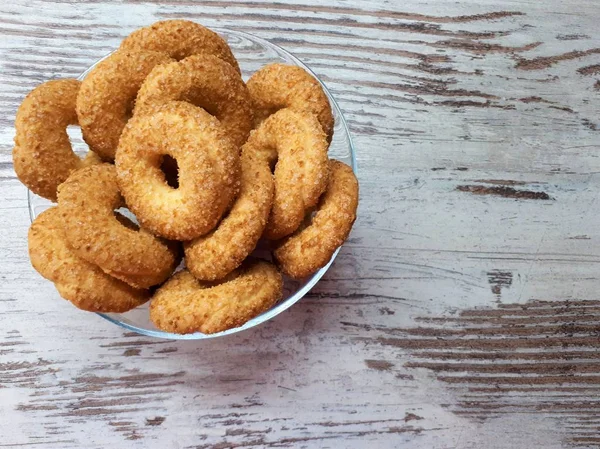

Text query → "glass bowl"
[27,28,357,340]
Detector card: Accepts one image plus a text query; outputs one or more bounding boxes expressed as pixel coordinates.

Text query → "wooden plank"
[2,0,600,447]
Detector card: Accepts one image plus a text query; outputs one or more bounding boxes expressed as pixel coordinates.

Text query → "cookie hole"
[188,96,218,117]
[268,156,278,174]
[160,155,179,189]
[296,207,317,233]
[66,125,87,158]
[124,99,136,122]
[114,209,139,230]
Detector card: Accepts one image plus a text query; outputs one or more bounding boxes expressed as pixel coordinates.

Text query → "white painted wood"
[2,1,600,447]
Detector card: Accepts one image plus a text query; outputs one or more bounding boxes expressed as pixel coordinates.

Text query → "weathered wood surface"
[2,0,600,447]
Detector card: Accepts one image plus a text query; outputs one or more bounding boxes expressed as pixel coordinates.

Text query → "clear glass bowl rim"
[27,27,358,340]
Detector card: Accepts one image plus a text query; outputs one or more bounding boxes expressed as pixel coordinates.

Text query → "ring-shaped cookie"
[150,260,283,334]
[247,63,334,140]
[13,79,100,201]
[116,101,240,241]
[28,207,150,312]
[184,147,275,281]
[134,54,253,150]
[57,164,180,289]
[243,108,329,240]
[120,19,240,73]
[274,160,359,279]
[76,49,174,160]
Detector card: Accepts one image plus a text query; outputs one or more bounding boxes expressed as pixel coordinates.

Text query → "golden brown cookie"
[28,207,150,312]
[244,108,329,240]
[120,19,240,73]
[184,146,274,280]
[13,79,100,201]
[134,54,253,150]
[116,101,240,241]
[76,49,174,160]
[150,260,283,334]
[274,160,358,279]
[247,63,334,140]
[57,164,180,289]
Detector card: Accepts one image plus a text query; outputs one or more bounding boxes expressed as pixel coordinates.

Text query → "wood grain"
[2,0,600,447]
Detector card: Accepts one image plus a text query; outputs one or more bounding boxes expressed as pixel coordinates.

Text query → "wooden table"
[2,1,600,447]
